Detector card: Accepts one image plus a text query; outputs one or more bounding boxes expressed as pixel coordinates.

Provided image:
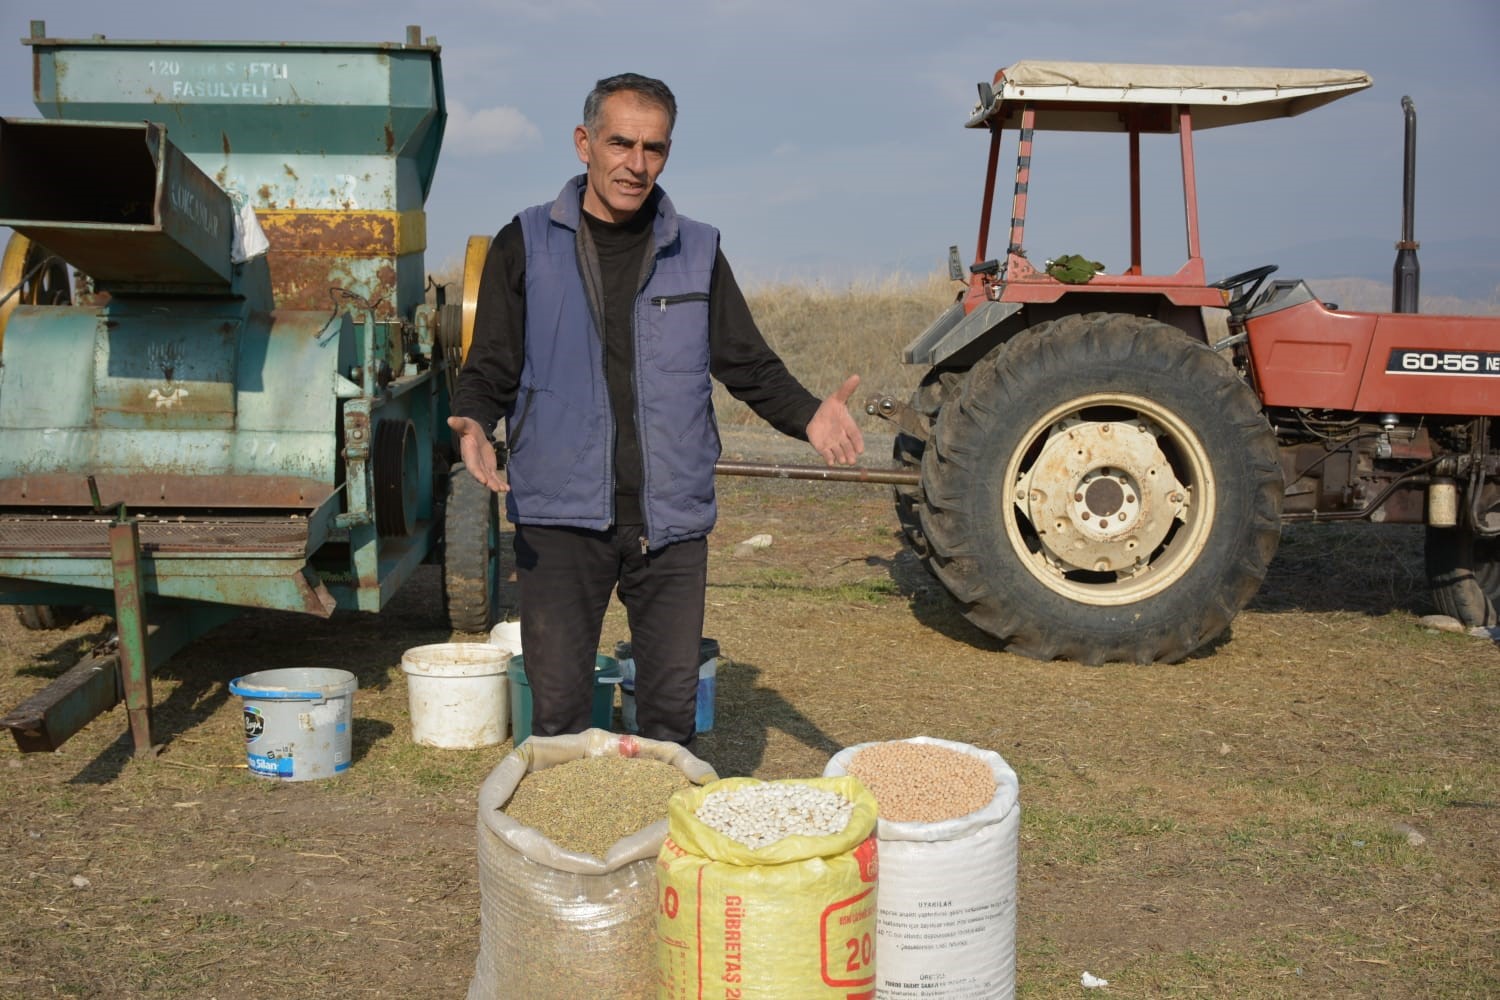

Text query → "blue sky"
[3,0,1497,290]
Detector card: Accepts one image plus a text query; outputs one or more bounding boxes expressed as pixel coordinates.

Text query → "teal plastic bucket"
[507,654,621,745]
[228,667,357,780]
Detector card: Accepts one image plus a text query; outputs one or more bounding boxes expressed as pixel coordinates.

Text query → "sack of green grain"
[656,776,880,1000]
[466,729,718,1000]
[824,737,1020,1000]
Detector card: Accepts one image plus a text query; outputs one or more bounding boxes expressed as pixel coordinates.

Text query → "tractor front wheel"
[1426,500,1500,627]
[918,313,1283,663]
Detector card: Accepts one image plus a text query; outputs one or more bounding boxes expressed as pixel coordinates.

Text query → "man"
[448,73,863,746]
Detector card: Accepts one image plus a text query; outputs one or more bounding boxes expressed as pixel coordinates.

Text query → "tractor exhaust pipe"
[1392,96,1420,313]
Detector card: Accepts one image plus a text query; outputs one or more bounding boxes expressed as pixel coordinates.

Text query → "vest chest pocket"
[642,292,711,374]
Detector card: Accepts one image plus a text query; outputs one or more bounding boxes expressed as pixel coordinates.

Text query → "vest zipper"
[649,291,710,312]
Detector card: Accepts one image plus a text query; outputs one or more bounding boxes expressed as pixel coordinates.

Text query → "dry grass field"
[2,278,1498,998]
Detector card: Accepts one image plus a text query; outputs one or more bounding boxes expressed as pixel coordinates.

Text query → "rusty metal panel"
[25,33,445,212]
[256,211,426,318]
[93,313,238,429]
[1,305,345,498]
[264,253,403,318]
[0,555,339,616]
[24,31,444,318]
[0,515,312,556]
[0,474,332,508]
[257,210,427,256]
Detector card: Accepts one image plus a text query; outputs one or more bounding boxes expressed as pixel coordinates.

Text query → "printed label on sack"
[722,894,746,993]
[852,834,879,883]
[656,805,879,1000]
[820,887,877,989]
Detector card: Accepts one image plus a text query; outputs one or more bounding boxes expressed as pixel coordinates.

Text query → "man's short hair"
[583,73,678,135]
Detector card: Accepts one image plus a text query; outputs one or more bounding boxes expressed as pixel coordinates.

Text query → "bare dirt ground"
[2,427,1497,999]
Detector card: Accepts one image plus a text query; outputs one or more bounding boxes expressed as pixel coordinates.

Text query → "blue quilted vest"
[506,176,722,549]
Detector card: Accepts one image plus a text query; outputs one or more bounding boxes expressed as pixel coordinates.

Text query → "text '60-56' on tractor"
[869,61,1500,665]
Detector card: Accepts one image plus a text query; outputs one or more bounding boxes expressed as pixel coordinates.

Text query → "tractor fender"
[901,299,1022,368]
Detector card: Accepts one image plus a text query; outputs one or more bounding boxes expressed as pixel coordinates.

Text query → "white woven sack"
[467,729,717,1000]
[825,736,1020,1000]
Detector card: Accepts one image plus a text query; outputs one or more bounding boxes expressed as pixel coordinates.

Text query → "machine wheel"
[918,312,1283,664]
[459,235,492,366]
[374,418,419,538]
[442,462,502,633]
[0,233,71,352]
[15,605,88,631]
[1425,502,1500,627]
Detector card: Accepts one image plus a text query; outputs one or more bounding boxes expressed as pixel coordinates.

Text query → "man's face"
[574,92,672,223]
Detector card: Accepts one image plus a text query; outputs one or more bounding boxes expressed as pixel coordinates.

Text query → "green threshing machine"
[0,22,501,755]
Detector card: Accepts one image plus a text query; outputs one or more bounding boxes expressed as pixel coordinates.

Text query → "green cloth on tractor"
[1046,254,1105,283]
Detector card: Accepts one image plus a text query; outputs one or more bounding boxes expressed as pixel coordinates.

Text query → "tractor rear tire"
[894,370,961,559]
[918,312,1283,664]
[893,432,928,556]
[1425,509,1500,627]
[442,462,503,633]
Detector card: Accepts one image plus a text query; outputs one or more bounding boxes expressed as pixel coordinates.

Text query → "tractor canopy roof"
[967,61,1371,132]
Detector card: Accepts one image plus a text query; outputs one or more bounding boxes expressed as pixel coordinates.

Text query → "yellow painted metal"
[0,233,71,353]
[460,234,492,363]
[256,209,429,256]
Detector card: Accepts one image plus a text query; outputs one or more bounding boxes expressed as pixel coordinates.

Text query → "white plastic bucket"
[228,667,357,781]
[402,642,511,748]
[488,620,522,652]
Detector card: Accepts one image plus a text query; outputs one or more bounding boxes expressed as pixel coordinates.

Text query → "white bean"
[695,782,853,849]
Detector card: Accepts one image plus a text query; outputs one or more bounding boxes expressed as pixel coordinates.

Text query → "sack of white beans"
[824,737,1020,1000]
[467,729,718,1000]
[656,776,880,1000]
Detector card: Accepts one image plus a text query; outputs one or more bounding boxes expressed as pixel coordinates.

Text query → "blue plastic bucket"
[228,667,357,780]
[614,638,719,735]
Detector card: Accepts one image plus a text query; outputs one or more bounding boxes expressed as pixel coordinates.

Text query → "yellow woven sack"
[655,776,880,1000]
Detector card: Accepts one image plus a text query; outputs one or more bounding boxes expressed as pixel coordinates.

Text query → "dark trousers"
[513,523,706,745]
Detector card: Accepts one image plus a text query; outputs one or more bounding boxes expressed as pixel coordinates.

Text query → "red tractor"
[884,62,1500,664]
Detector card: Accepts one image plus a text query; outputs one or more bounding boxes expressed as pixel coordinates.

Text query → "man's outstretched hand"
[806,374,865,467]
[446,416,509,493]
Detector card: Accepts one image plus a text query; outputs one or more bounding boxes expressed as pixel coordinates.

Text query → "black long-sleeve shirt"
[452,201,821,523]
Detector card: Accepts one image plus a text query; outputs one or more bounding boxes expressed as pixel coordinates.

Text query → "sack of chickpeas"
[823,737,1020,1000]
[656,776,880,1000]
[467,729,719,1000]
